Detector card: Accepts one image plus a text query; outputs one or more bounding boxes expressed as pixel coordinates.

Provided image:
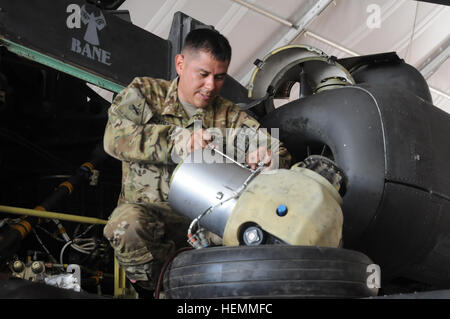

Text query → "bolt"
[245,229,259,243]
[12,260,25,273]
[31,261,44,274]
[243,226,264,245]
[216,192,224,200]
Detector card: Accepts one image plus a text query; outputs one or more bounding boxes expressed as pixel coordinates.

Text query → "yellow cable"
[0,205,107,225]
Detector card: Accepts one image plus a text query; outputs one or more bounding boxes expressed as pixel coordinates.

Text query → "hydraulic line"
[7,143,108,235]
[0,143,108,265]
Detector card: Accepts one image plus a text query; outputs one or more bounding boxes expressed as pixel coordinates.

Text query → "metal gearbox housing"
[223,167,343,247]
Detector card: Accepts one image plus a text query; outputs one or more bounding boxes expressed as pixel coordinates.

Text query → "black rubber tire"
[163,245,378,299]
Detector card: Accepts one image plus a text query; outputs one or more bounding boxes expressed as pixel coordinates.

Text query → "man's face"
[175,49,229,109]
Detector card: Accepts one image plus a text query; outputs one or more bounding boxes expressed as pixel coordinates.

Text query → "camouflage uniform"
[103,76,291,288]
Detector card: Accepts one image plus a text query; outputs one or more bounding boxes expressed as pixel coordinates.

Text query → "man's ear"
[175,54,184,76]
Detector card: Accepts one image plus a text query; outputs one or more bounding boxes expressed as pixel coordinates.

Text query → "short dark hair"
[182,28,232,62]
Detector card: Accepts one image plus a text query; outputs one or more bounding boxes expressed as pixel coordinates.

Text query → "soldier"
[103,28,291,297]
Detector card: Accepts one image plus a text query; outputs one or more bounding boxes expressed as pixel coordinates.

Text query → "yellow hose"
[114,255,128,297]
[0,205,107,225]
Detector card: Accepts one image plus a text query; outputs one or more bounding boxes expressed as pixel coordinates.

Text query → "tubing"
[0,205,107,225]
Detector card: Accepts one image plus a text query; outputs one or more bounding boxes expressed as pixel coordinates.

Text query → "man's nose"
[204,75,215,91]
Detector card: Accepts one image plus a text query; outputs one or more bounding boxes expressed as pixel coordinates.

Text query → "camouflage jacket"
[104,76,291,206]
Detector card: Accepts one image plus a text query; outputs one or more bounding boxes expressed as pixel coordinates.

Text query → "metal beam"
[238,0,334,86]
[430,87,450,101]
[418,36,450,79]
[304,30,359,56]
[229,0,295,28]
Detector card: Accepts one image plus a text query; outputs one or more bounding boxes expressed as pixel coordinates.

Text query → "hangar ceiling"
[117,0,449,113]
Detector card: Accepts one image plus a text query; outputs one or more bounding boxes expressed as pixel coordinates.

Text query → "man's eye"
[200,73,208,77]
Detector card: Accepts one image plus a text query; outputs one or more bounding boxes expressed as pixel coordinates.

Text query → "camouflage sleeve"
[229,108,292,169]
[103,77,186,164]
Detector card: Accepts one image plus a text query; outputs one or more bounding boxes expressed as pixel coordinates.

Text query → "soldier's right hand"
[187,129,213,154]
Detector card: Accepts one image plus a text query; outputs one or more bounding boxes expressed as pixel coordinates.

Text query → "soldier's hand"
[246,146,273,171]
[187,129,213,154]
